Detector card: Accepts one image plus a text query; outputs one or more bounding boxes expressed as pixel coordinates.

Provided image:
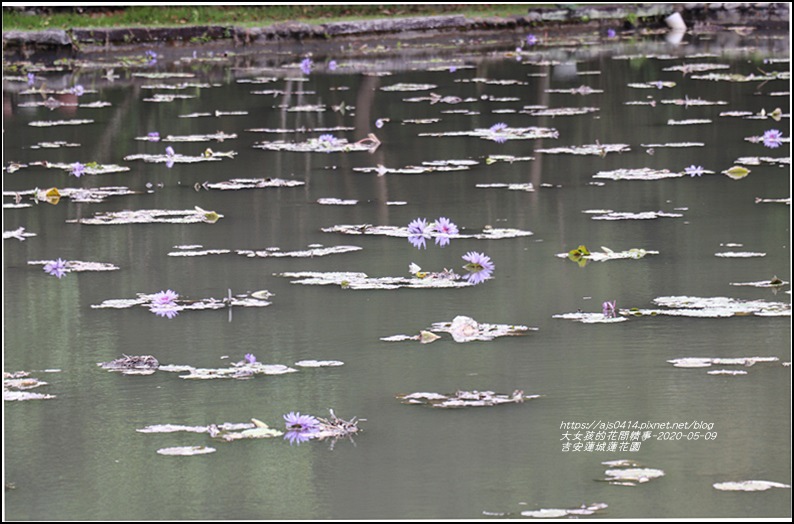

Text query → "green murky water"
[3,29,791,519]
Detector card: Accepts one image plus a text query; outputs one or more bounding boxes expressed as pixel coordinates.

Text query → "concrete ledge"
[2,4,789,50]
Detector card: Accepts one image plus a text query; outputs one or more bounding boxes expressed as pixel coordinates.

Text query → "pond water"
[3,27,791,520]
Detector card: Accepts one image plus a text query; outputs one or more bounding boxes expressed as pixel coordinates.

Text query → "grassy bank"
[2,5,536,31]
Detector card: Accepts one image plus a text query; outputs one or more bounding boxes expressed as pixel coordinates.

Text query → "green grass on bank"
[2,5,537,31]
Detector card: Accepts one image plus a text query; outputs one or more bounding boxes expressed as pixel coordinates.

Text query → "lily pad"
[722,166,751,180]
[276,270,474,290]
[667,119,712,126]
[293,360,344,367]
[156,446,216,456]
[123,152,232,164]
[552,312,628,324]
[396,389,539,408]
[556,246,659,262]
[4,372,56,401]
[590,210,683,221]
[254,134,381,153]
[317,198,358,205]
[3,227,36,241]
[604,467,665,485]
[68,207,223,225]
[430,316,536,342]
[419,126,559,142]
[635,296,791,318]
[137,422,253,434]
[236,245,362,259]
[536,143,630,156]
[380,83,437,91]
[713,480,791,492]
[522,107,600,117]
[476,183,535,192]
[714,252,766,258]
[383,315,536,343]
[137,132,237,143]
[729,278,788,288]
[28,259,120,273]
[321,224,533,241]
[667,356,780,368]
[545,85,603,95]
[593,168,684,181]
[46,162,130,176]
[519,503,608,518]
[660,97,728,107]
[28,119,94,127]
[200,178,305,191]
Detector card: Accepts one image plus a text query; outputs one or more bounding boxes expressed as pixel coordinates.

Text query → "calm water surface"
[3,29,791,520]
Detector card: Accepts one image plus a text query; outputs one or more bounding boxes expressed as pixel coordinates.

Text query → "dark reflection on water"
[3,30,790,520]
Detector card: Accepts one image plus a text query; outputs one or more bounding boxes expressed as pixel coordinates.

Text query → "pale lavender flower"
[283,412,320,432]
[151,289,179,306]
[526,34,539,46]
[317,134,338,148]
[685,165,704,177]
[43,258,68,279]
[147,131,160,142]
[461,251,494,285]
[762,129,783,149]
[244,353,257,365]
[607,28,617,38]
[488,122,509,143]
[151,304,180,319]
[144,50,157,64]
[328,60,338,71]
[433,217,459,247]
[602,300,617,318]
[70,84,84,96]
[27,72,35,86]
[407,217,432,250]
[300,57,313,75]
[165,146,175,157]
[375,118,385,129]
[70,162,86,178]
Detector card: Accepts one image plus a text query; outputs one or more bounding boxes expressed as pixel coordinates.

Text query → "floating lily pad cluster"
[396,389,539,408]
[4,370,58,401]
[381,315,537,344]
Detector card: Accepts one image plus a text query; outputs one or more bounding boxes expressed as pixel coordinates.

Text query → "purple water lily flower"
[328,60,337,71]
[147,131,160,142]
[70,85,84,96]
[27,72,36,86]
[526,34,539,46]
[602,300,617,318]
[284,412,320,432]
[300,57,313,75]
[685,165,704,177]
[433,217,459,247]
[607,28,617,38]
[762,129,783,149]
[165,146,175,157]
[144,50,157,64]
[407,217,432,250]
[244,353,257,365]
[461,251,494,285]
[43,258,68,279]
[151,289,179,306]
[488,122,509,143]
[70,162,86,178]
